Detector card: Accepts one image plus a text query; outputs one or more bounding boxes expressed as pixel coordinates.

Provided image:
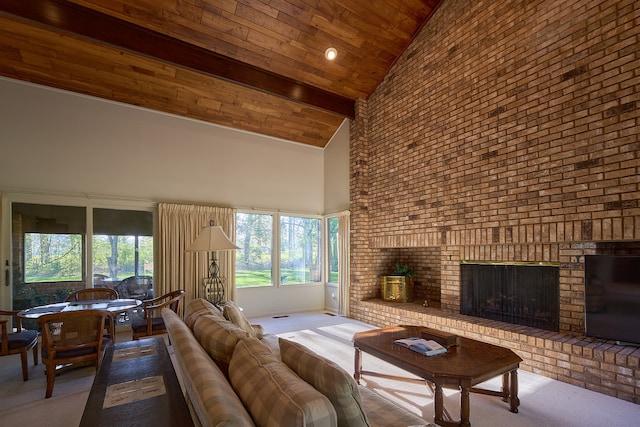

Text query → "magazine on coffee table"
[394,337,447,356]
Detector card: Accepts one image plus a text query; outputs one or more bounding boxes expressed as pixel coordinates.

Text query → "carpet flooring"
[1,311,638,427]
[252,312,640,427]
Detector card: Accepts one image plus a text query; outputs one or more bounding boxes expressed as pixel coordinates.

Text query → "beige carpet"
[1,313,638,427]
[0,325,135,427]
[251,312,640,427]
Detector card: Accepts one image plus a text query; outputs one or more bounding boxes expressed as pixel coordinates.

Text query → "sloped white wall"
[0,77,324,213]
[324,120,350,214]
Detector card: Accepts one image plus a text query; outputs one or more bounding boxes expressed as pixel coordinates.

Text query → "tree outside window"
[235,212,321,287]
[280,216,321,285]
[235,212,273,287]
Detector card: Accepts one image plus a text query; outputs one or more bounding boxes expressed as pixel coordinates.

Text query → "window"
[235,211,322,287]
[280,216,321,285]
[327,217,339,284]
[12,203,87,308]
[235,212,273,287]
[24,232,83,283]
[10,201,154,310]
[92,208,154,288]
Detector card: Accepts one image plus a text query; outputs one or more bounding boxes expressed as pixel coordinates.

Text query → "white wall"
[322,120,350,313]
[324,120,350,214]
[0,78,324,213]
[0,77,350,316]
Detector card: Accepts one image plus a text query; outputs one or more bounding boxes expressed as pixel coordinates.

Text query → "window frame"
[235,211,275,288]
[235,210,323,288]
[2,192,156,303]
[325,216,339,285]
[92,207,154,284]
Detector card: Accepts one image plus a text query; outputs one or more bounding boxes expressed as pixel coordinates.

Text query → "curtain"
[336,210,351,316]
[157,203,237,305]
[0,193,3,290]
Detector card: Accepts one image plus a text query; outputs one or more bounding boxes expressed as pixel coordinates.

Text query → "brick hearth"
[355,299,640,403]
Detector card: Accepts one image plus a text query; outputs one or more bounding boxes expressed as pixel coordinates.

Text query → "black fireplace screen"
[460,263,560,332]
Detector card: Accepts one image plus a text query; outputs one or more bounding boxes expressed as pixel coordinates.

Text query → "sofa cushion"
[229,338,337,427]
[184,298,223,330]
[162,308,256,427]
[193,314,251,374]
[279,338,369,427]
[223,300,258,338]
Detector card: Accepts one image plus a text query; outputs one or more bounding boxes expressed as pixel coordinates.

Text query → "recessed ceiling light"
[325,47,337,61]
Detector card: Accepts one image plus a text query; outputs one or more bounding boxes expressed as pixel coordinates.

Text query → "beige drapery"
[336,210,351,316]
[157,203,237,305]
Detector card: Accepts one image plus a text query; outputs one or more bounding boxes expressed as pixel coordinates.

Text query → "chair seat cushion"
[42,337,112,359]
[4,330,38,350]
[131,316,165,334]
[43,345,96,359]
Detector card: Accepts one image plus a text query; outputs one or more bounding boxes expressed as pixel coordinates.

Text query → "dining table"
[18,298,142,338]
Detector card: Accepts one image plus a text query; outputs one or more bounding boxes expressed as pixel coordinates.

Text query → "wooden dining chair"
[65,287,119,302]
[0,310,39,381]
[65,288,119,338]
[37,309,111,398]
[131,290,184,340]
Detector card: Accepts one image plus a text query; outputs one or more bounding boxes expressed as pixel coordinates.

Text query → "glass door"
[11,203,86,310]
[9,201,155,311]
[92,208,154,298]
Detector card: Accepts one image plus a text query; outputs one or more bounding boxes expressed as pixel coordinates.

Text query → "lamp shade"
[186,225,240,251]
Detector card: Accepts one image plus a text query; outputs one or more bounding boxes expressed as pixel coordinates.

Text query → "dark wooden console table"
[353,325,522,427]
[80,337,193,427]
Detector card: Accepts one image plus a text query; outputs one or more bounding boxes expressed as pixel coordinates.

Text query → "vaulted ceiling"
[0,0,441,148]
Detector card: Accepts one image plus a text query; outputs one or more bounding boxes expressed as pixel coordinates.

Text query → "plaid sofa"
[163,299,436,427]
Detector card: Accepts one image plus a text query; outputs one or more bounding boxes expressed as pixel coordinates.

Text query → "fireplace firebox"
[460,262,560,332]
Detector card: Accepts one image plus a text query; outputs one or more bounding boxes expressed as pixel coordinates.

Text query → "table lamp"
[186,221,240,306]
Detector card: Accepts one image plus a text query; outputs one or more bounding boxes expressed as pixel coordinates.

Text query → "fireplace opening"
[460,262,560,332]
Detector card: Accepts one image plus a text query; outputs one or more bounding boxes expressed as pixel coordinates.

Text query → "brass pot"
[381,276,414,302]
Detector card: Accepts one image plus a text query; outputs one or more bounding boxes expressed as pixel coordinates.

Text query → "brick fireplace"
[460,262,560,332]
[347,0,640,404]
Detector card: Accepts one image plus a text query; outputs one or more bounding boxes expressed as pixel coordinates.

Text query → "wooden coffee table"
[79,337,193,427]
[353,326,522,427]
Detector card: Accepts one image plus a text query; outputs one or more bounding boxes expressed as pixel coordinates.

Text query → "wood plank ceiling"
[0,0,441,148]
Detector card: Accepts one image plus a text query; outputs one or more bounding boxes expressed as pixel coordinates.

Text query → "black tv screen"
[585,255,640,345]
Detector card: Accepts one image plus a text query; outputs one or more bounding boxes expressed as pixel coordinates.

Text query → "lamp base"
[203,276,225,307]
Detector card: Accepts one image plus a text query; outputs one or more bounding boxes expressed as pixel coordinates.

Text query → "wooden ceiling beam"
[0,0,355,118]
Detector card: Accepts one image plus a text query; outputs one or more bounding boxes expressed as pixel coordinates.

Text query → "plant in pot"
[381,264,416,302]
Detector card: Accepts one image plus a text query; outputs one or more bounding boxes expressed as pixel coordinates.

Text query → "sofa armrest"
[162,308,256,427]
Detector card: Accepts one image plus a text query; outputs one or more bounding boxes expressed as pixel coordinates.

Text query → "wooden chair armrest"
[143,301,170,311]
[1,321,8,353]
[142,294,167,306]
[0,311,22,331]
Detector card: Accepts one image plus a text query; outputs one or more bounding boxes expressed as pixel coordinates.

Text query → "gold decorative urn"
[381,275,415,302]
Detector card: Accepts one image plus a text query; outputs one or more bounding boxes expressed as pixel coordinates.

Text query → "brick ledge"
[352,299,640,403]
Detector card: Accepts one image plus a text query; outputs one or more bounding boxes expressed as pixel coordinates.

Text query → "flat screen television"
[585,255,640,345]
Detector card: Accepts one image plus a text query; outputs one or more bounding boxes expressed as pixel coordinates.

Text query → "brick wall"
[349,0,640,403]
